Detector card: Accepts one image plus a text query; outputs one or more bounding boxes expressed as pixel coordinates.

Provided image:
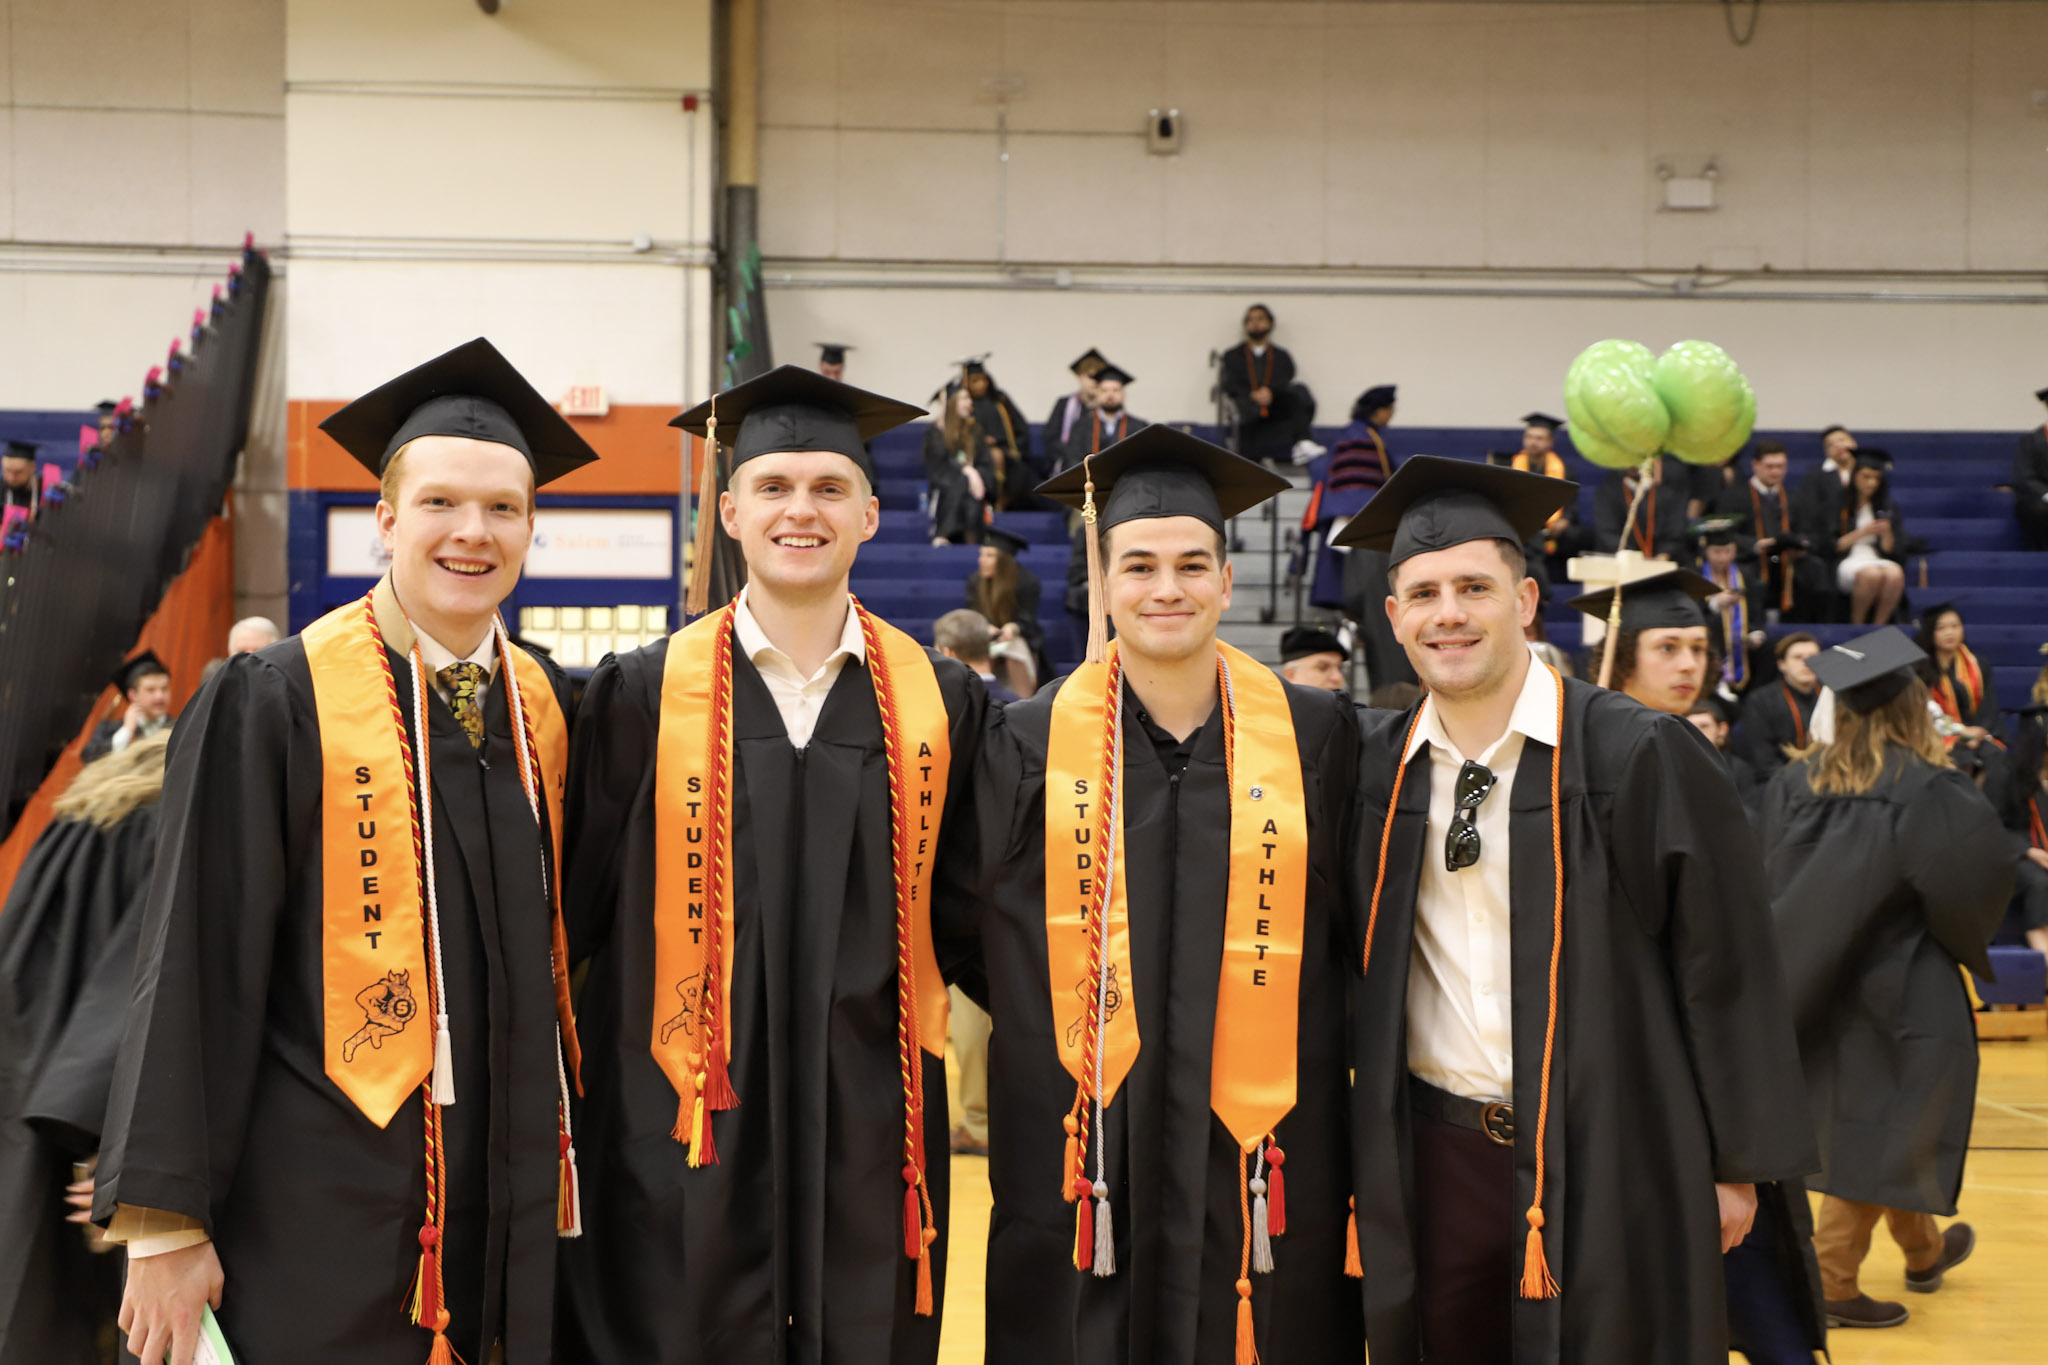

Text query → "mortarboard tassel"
[685,404,722,618]
[1344,1197,1362,1278]
[1234,1279,1256,1365]
[1520,1207,1557,1299]
[1265,1143,1286,1236]
[1091,1182,1115,1277]
[1079,454,1109,664]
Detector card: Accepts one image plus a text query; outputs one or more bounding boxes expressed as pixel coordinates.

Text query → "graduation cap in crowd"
[1070,348,1109,378]
[979,525,1030,557]
[94,400,117,415]
[814,342,854,366]
[1331,454,1577,564]
[1805,626,1926,714]
[1853,448,1894,473]
[1279,625,1347,664]
[2,440,36,463]
[957,354,993,377]
[672,364,923,489]
[1094,360,1135,387]
[1692,513,1745,547]
[1521,412,1565,431]
[1036,424,1289,661]
[1566,567,1719,632]
[1354,384,1397,416]
[318,337,601,487]
[2035,385,2048,404]
[112,649,170,695]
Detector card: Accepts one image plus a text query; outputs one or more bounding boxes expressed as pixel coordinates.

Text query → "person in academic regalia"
[1694,514,1768,695]
[2013,387,2048,550]
[923,385,998,545]
[960,358,1039,503]
[1686,699,1766,809]
[1277,624,1349,693]
[966,525,1049,688]
[815,341,852,382]
[1565,569,1825,1365]
[1915,602,2002,739]
[1216,304,1313,464]
[1715,441,1820,622]
[559,365,988,1365]
[1795,425,1859,530]
[1759,628,2012,1329]
[94,337,591,1365]
[1591,456,1690,559]
[0,734,168,1365]
[967,425,1363,1365]
[1338,456,1817,1365]
[2004,700,2048,954]
[80,652,175,764]
[1044,348,1108,476]
[1739,632,1822,774]
[1514,414,1585,570]
[1306,383,1395,610]
[1,440,41,516]
[1047,362,1144,479]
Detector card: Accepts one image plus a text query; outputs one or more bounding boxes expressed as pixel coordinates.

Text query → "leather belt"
[1408,1074,1515,1147]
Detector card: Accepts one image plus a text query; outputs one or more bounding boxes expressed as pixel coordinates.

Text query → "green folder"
[194,1306,236,1365]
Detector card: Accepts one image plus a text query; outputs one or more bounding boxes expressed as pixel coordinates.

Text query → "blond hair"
[1795,676,1949,797]
[55,731,170,828]
[379,439,535,512]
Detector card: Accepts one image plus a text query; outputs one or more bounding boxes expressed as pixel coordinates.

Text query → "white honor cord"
[408,648,456,1107]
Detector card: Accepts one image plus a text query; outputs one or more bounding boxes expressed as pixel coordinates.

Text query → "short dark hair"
[1387,537,1526,594]
[1244,303,1274,324]
[1774,630,1819,661]
[1610,624,1719,691]
[1098,522,1229,566]
[1752,440,1787,459]
[1820,425,1848,441]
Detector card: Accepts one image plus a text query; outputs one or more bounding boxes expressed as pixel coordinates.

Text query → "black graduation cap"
[670,364,923,486]
[979,525,1030,557]
[1521,412,1565,431]
[1853,448,1893,472]
[1358,384,1397,412]
[958,355,991,376]
[112,649,170,694]
[1331,455,1578,564]
[1094,361,1135,386]
[1280,625,1346,663]
[94,400,117,414]
[2,440,36,462]
[318,337,601,487]
[1035,424,1290,534]
[2034,385,2048,404]
[1071,348,1109,378]
[1566,568,1719,632]
[1693,513,1745,546]
[1806,626,1926,714]
[814,342,854,366]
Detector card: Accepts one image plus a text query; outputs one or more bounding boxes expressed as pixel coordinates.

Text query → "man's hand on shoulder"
[120,1240,223,1365]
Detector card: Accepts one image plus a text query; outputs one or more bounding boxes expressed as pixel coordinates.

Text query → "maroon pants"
[1412,1111,1516,1364]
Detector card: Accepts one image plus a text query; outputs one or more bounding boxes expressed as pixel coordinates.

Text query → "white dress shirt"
[1404,648,1561,1103]
[731,588,866,748]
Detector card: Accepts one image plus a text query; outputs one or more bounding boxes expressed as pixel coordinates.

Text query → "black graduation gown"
[1760,753,2013,1213]
[558,636,986,1365]
[1348,681,1817,1365]
[1931,654,2002,734]
[1043,395,1086,476]
[1591,472,1690,558]
[966,678,1363,1365]
[91,642,573,1365]
[971,390,1039,488]
[1217,343,1304,461]
[0,807,157,1365]
[2014,426,2048,545]
[966,566,1049,686]
[1737,681,1817,775]
[1714,480,1823,617]
[923,425,997,545]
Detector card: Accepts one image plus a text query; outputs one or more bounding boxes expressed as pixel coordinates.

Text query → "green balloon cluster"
[1563,339,1756,470]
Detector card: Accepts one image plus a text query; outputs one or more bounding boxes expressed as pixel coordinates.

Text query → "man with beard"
[1715,442,1815,621]
[1217,304,1312,464]
[1045,349,1108,474]
[1048,362,1143,476]
[1339,456,1815,1365]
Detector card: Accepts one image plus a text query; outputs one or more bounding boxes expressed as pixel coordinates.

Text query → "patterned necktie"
[438,662,489,750]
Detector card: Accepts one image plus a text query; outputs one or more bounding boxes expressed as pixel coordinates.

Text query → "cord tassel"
[1519,1207,1558,1299]
[1091,1186,1115,1277]
[1250,1185,1274,1274]
[914,1227,935,1316]
[683,1095,713,1168]
[1073,1187,1094,1270]
[1234,1279,1257,1365]
[1264,1144,1286,1236]
[557,1134,583,1238]
[431,1015,456,1106]
[903,1169,924,1260]
[408,1226,441,1328]
[1062,1114,1081,1203]
[702,1047,738,1112]
[1344,1197,1362,1279]
[424,1329,457,1365]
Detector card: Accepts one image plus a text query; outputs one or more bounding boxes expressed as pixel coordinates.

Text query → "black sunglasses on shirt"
[1445,759,1498,872]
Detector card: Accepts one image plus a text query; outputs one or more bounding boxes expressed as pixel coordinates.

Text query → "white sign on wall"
[325,506,673,581]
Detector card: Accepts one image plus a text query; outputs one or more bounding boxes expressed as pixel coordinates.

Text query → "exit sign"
[561,385,610,417]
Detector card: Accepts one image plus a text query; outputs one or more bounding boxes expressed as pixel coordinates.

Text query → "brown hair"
[1753,440,1788,460]
[1796,676,1949,796]
[968,547,1018,628]
[54,731,169,828]
[941,392,979,455]
[1775,631,1819,662]
[1610,625,1719,693]
[2033,662,2048,710]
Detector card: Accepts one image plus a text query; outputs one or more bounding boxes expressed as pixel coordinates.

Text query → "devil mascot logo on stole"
[659,973,703,1045]
[342,969,418,1062]
[1065,963,1123,1050]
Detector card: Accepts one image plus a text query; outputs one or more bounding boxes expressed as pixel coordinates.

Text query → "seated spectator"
[965,527,1048,686]
[1592,456,1690,558]
[2007,680,2048,953]
[1740,632,1823,773]
[1043,348,1106,475]
[1831,451,1905,625]
[2,441,41,517]
[1045,363,1142,478]
[2013,386,2048,551]
[1916,602,2001,741]
[93,401,118,450]
[933,607,1017,705]
[958,359,1037,506]
[1367,680,1423,711]
[1717,441,1821,622]
[227,616,281,655]
[1516,413,1586,566]
[81,652,172,764]
[1276,624,1347,692]
[1216,303,1313,464]
[1688,696,1766,808]
[1695,515,1767,694]
[1306,384,1396,612]
[1796,424,1860,527]
[922,387,996,545]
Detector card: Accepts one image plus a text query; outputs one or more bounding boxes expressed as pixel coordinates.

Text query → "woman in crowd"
[923,384,996,545]
[1916,602,2002,739]
[0,734,169,1365]
[1760,628,2011,1331]
[1832,451,1906,625]
[963,526,1047,690]
[2005,693,2048,955]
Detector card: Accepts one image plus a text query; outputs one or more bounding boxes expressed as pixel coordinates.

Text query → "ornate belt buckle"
[1480,1101,1515,1146]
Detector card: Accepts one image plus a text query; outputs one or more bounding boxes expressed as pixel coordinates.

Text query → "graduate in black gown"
[1760,628,2013,1327]
[559,366,988,1365]
[1044,349,1107,475]
[968,426,1362,1365]
[0,734,167,1365]
[923,385,998,545]
[2014,386,2048,550]
[1714,442,1819,622]
[966,526,1049,687]
[1591,457,1690,558]
[1686,698,1767,809]
[93,339,591,1365]
[960,358,1039,503]
[1216,303,1312,463]
[80,652,175,765]
[1338,457,1817,1365]
[1738,633,1822,775]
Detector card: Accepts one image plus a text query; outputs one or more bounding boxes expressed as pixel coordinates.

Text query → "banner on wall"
[326,507,673,580]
